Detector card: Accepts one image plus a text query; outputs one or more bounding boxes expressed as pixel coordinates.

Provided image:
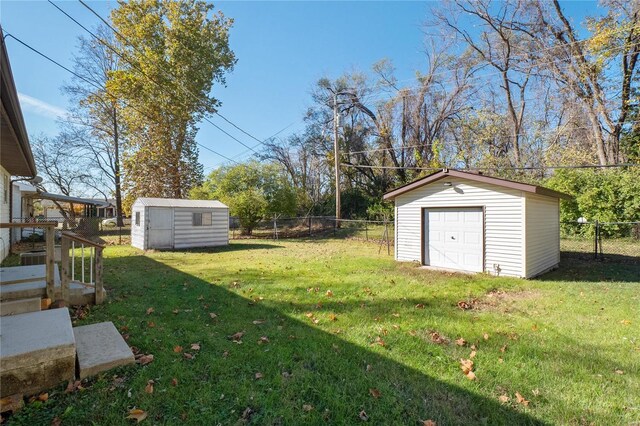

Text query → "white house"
[383,169,571,278]
[131,198,229,250]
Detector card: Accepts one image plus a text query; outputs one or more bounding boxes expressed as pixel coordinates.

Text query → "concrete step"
[0,308,76,398]
[0,298,41,316]
[73,322,134,379]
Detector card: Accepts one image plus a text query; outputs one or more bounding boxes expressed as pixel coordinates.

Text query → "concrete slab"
[0,308,76,397]
[0,298,41,316]
[0,265,60,285]
[74,322,134,379]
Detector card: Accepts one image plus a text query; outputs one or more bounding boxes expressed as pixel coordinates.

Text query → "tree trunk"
[113,107,124,227]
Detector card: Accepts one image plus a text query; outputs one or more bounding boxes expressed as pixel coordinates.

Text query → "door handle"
[451,236,455,240]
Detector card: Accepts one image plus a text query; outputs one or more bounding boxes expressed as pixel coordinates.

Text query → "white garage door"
[424,207,483,272]
[148,207,173,249]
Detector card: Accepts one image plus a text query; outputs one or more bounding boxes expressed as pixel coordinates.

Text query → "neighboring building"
[1,35,37,260]
[131,198,229,250]
[383,169,571,278]
[95,199,117,218]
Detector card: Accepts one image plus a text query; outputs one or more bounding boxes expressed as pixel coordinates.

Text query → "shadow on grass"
[154,242,286,254]
[61,254,546,425]
[537,257,640,283]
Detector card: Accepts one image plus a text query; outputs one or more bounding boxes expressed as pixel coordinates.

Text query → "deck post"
[94,247,104,304]
[60,236,70,302]
[45,225,55,300]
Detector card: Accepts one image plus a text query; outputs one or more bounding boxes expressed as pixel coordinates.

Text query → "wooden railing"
[60,231,106,304]
[0,222,57,299]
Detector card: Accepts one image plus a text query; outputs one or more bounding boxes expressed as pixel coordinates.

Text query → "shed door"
[148,207,173,249]
[424,207,483,272]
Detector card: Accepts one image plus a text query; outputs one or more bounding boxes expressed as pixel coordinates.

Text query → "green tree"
[107,0,236,210]
[191,162,297,234]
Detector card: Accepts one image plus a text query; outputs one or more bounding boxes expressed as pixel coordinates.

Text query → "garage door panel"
[424,207,483,272]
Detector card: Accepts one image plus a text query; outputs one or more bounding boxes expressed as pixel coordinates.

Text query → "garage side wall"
[130,204,146,250]
[173,207,229,249]
[525,194,560,278]
[395,177,525,277]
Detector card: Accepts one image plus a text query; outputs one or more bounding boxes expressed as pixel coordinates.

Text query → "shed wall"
[130,204,146,250]
[173,207,228,249]
[0,165,9,261]
[395,177,525,277]
[525,194,560,278]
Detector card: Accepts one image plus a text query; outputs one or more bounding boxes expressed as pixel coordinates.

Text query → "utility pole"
[333,92,341,228]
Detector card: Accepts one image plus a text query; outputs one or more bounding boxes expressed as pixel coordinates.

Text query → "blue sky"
[1,1,597,172]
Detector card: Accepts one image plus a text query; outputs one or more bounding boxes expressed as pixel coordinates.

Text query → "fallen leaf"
[190,343,201,351]
[531,324,538,332]
[258,336,270,344]
[498,357,504,363]
[241,407,254,421]
[305,312,314,318]
[415,303,425,309]
[615,369,624,375]
[65,380,83,393]
[483,333,489,340]
[302,404,313,412]
[172,309,179,314]
[369,388,381,398]
[137,354,154,366]
[51,417,62,426]
[126,408,148,423]
[460,358,474,376]
[228,331,245,343]
[515,392,529,407]
[455,338,467,346]
[171,378,178,387]
[430,331,446,344]
[408,330,417,336]
[470,344,477,350]
[500,345,507,353]
[469,350,477,359]
[173,346,183,353]
[252,319,266,325]
[38,393,48,402]
[147,321,155,328]
[144,380,154,394]
[326,290,334,297]
[371,336,386,347]
[499,394,510,403]
[422,421,437,426]
[146,307,154,315]
[183,353,193,360]
[366,364,373,372]
[457,300,472,310]
[358,410,369,421]
[222,351,229,358]
[255,372,263,380]
[329,313,338,321]
[312,318,320,324]
[209,313,218,319]
[620,319,631,325]
[465,370,477,380]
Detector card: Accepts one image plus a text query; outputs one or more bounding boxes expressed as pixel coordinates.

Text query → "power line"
[340,162,640,171]
[76,0,268,148]
[2,30,237,166]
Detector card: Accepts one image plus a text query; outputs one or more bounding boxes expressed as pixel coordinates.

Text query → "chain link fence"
[561,221,640,262]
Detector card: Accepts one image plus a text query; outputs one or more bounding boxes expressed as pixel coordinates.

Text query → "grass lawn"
[7,239,639,425]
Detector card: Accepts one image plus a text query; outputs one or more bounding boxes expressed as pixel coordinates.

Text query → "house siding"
[394,177,525,277]
[0,165,9,261]
[525,194,560,278]
[173,207,229,249]
[130,204,146,250]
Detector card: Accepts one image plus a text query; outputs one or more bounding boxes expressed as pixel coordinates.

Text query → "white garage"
[131,198,229,250]
[383,169,571,278]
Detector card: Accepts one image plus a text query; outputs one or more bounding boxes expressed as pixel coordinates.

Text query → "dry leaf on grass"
[183,353,194,360]
[190,343,201,351]
[147,322,155,328]
[531,324,538,331]
[366,364,373,372]
[255,372,263,380]
[326,290,334,297]
[65,380,83,393]
[469,350,477,359]
[173,346,183,353]
[415,303,425,309]
[460,358,476,380]
[457,300,472,310]
[252,319,266,325]
[615,369,624,375]
[258,336,270,344]
[422,421,437,426]
[498,394,510,403]
[455,338,466,346]
[137,354,154,366]
[500,345,507,353]
[329,313,338,321]
[302,404,314,412]
[171,378,178,387]
[146,307,154,315]
[126,408,148,423]
[209,313,218,319]
[371,336,386,347]
[38,393,48,402]
[228,331,245,343]
[369,388,381,399]
[515,392,529,407]
[358,410,369,421]
[620,319,631,325]
[144,380,154,394]
[483,333,489,340]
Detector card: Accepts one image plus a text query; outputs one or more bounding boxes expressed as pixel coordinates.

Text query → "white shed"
[130,198,229,250]
[383,169,571,278]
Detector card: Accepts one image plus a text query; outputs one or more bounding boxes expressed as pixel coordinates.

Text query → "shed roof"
[383,169,572,201]
[134,198,228,208]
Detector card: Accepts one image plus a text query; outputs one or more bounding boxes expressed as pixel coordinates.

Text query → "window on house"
[193,212,212,226]
[135,212,140,226]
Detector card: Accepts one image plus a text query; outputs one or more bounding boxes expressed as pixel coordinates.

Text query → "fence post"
[365,220,368,241]
[308,216,312,236]
[45,225,55,300]
[334,218,337,237]
[60,236,70,303]
[594,220,599,260]
[94,247,104,304]
[385,220,390,255]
